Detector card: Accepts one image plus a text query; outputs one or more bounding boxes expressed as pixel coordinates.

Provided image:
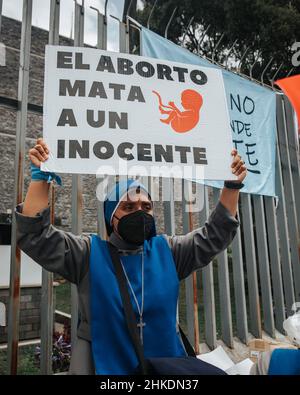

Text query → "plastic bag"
[283,303,300,347]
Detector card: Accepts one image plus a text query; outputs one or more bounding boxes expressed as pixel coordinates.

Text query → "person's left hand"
[230,148,247,183]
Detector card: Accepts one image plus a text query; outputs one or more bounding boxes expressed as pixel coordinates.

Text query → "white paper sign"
[42,45,236,181]
[197,345,254,375]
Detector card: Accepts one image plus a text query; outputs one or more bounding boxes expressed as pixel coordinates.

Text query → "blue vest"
[268,349,300,375]
[89,234,187,374]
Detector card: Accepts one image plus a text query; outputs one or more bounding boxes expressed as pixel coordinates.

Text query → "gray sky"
[2,0,129,51]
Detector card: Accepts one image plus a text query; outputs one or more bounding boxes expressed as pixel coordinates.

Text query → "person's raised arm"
[166,149,247,280]
[23,138,50,216]
[16,138,90,285]
[219,148,247,217]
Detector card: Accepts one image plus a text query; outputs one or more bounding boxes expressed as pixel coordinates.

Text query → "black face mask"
[114,210,154,245]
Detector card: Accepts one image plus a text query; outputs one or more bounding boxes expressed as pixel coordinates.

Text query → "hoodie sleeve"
[164,201,240,281]
[15,203,90,285]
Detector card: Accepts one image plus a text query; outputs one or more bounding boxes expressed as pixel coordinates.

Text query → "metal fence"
[0,0,299,375]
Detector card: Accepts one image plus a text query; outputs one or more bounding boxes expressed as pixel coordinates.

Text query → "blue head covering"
[103,179,157,238]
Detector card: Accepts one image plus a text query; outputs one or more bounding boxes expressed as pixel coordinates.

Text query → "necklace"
[120,251,146,345]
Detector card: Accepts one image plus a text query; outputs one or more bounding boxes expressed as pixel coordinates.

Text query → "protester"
[15,138,247,374]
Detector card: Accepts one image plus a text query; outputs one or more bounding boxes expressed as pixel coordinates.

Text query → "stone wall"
[0,287,42,343]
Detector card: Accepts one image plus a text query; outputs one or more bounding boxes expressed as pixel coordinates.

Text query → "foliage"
[135,0,300,81]
[34,325,71,373]
[55,281,71,315]
[0,345,40,375]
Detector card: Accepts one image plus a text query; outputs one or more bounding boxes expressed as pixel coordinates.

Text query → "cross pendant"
[137,317,146,344]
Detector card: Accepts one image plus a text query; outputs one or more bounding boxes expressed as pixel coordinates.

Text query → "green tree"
[134,0,300,82]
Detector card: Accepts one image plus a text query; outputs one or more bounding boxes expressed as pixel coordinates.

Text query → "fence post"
[200,187,217,350]
[253,195,275,337]
[164,178,175,235]
[90,4,107,51]
[70,0,84,348]
[240,193,262,338]
[264,195,285,332]
[230,205,248,344]
[276,94,300,301]
[213,188,233,348]
[182,180,195,348]
[274,140,295,316]
[0,0,2,39]
[91,5,107,239]
[182,180,200,353]
[282,96,300,229]
[119,16,130,54]
[7,0,33,375]
[40,0,60,375]
[40,185,55,374]
[162,178,184,346]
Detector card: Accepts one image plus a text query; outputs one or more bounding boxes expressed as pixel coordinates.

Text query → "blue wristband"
[30,162,62,186]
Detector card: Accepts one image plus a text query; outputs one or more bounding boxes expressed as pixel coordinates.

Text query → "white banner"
[42,45,236,181]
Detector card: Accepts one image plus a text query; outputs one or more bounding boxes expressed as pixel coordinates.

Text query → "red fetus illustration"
[152,89,203,133]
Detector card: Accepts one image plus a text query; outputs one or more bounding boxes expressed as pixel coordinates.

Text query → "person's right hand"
[29,138,49,168]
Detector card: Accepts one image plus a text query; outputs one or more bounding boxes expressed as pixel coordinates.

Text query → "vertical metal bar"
[211,32,225,63]
[260,57,274,86]
[264,196,285,332]
[277,94,300,301]
[189,203,200,355]
[71,0,84,347]
[181,16,195,47]
[212,188,233,348]
[0,0,3,39]
[90,6,107,50]
[253,195,275,337]
[40,185,55,374]
[120,18,129,54]
[240,193,262,338]
[119,21,127,54]
[271,63,283,89]
[182,180,195,347]
[163,178,175,235]
[162,177,183,349]
[184,274,195,347]
[164,6,177,39]
[7,0,33,375]
[79,1,84,46]
[138,17,143,57]
[231,205,248,343]
[282,96,300,229]
[96,182,107,239]
[200,187,217,350]
[92,6,107,239]
[274,139,295,316]
[98,12,107,50]
[146,0,158,30]
[224,39,238,69]
[71,179,80,345]
[192,272,200,353]
[40,0,60,375]
[275,96,295,315]
[48,0,60,45]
